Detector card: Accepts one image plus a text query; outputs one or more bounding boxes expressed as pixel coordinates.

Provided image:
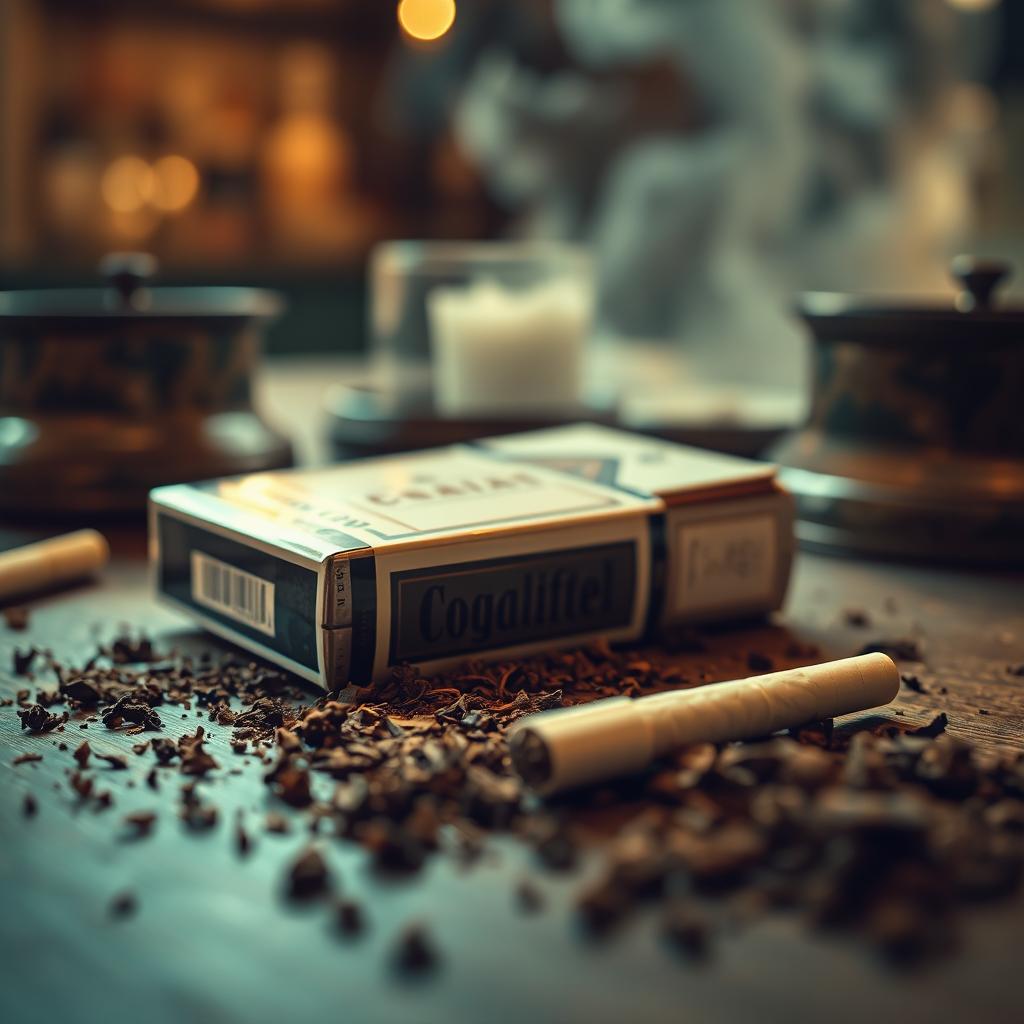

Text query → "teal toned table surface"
[2,360,1024,1024]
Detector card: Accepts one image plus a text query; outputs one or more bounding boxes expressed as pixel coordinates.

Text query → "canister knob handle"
[99,252,158,310]
[951,256,1011,312]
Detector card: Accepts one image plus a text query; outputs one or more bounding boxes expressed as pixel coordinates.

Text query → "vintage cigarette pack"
[150,424,793,690]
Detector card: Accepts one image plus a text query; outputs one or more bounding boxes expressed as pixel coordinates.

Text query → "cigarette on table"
[509,653,900,796]
[0,529,109,603]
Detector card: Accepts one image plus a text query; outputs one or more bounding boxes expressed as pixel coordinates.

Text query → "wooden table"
[2,360,1023,1024]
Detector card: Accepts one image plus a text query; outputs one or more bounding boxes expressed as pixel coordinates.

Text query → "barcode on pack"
[190,550,275,636]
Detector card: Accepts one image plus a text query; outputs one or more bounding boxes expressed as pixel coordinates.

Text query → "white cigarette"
[508,653,900,795]
[0,529,109,603]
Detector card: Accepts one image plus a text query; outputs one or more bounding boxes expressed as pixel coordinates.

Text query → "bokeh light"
[397,0,456,42]
[151,155,200,212]
[100,156,156,214]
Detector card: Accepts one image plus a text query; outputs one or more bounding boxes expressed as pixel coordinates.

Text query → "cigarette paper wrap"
[0,529,109,602]
[510,653,899,795]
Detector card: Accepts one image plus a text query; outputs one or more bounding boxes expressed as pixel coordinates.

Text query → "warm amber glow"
[151,155,200,212]
[100,156,156,214]
[945,0,1000,10]
[397,0,455,42]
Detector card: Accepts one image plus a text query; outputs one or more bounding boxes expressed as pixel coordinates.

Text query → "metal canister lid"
[0,252,282,324]
[798,257,1021,346]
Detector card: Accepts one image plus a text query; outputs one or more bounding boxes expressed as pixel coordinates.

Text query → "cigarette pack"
[150,424,793,691]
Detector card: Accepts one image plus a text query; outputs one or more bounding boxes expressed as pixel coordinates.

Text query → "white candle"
[428,277,590,416]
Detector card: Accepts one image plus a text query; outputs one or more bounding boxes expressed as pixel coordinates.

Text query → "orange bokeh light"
[100,156,155,214]
[151,155,200,212]
[397,0,456,42]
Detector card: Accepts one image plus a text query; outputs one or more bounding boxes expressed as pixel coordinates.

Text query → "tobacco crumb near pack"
[95,752,129,770]
[335,899,365,937]
[286,846,331,900]
[235,812,253,857]
[860,639,924,662]
[392,922,440,974]
[514,879,545,913]
[109,891,137,920]
[3,605,30,631]
[12,647,36,675]
[123,811,157,839]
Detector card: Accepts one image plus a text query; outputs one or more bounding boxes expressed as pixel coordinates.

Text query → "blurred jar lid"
[798,257,1022,346]
[0,252,283,324]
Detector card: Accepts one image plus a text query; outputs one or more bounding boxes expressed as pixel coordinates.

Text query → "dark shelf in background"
[39,0,395,45]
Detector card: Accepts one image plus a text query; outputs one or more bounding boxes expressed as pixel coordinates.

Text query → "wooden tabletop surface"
[2,360,1024,1024]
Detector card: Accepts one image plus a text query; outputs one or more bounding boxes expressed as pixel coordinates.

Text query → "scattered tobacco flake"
[1008,664,1024,677]
[335,899,365,937]
[789,718,834,750]
[179,782,218,831]
[145,768,159,791]
[150,737,178,765]
[102,695,162,732]
[265,812,290,835]
[901,674,927,694]
[234,812,253,857]
[123,811,157,839]
[746,652,774,673]
[108,634,157,664]
[178,728,218,776]
[3,605,30,630]
[391,922,440,975]
[69,771,93,800]
[784,640,821,659]
[17,704,67,733]
[978,709,990,716]
[534,825,578,872]
[576,877,629,936]
[866,902,933,967]
[13,752,43,765]
[265,756,312,807]
[910,712,949,738]
[515,879,545,914]
[73,740,92,768]
[286,846,331,900]
[95,751,129,770]
[132,741,150,755]
[23,792,38,817]
[859,639,923,662]
[661,904,709,959]
[59,676,101,705]
[109,891,137,919]
[844,609,871,628]
[12,647,37,675]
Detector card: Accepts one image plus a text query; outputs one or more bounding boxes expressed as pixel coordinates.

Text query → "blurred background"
[1,0,1020,358]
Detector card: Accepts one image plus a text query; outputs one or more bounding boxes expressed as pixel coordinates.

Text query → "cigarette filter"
[0,529,109,603]
[508,653,900,795]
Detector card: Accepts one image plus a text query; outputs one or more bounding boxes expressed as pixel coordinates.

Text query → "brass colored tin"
[0,254,293,515]
[770,259,1024,565]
